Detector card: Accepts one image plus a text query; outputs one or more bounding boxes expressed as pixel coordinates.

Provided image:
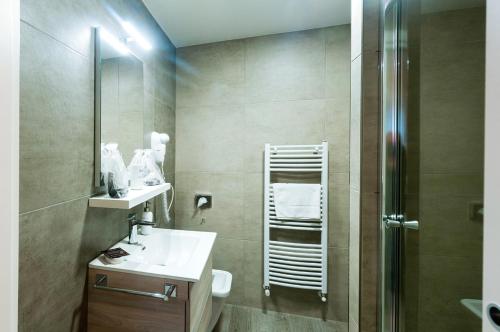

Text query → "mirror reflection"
[99,33,145,165]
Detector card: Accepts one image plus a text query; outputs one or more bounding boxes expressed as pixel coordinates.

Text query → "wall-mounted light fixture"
[122,21,152,51]
[100,28,130,55]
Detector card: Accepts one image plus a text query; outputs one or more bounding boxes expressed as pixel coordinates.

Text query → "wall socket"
[194,193,212,209]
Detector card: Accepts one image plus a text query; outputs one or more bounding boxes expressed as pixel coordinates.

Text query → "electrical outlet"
[194,193,212,209]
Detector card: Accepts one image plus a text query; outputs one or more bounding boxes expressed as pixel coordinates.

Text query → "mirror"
[94,27,145,191]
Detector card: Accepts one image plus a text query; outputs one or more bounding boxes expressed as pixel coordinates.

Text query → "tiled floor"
[213,304,348,332]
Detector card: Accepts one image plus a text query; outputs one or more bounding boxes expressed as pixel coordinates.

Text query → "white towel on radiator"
[272,183,321,220]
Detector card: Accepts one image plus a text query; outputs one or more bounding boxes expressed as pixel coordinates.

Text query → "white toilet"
[209,269,232,331]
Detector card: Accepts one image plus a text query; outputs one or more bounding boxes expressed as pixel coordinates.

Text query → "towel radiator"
[263,142,328,302]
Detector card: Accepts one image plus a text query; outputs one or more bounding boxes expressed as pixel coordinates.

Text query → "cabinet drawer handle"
[94,274,177,302]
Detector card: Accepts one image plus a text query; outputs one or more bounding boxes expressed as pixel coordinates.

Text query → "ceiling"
[143,0,485,48]
[143,0,351,47]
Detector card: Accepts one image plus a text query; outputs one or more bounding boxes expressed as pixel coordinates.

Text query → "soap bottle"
[141,201,153,235]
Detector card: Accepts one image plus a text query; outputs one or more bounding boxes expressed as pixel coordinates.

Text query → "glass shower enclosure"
[379,0,485,331]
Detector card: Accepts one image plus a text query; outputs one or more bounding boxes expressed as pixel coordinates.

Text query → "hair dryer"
[151,131,174,224]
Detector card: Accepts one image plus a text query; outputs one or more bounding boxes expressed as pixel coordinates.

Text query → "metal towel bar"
[94,274,177,302]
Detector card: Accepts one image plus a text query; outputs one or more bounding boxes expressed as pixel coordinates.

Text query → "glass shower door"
[380,0,485,331]
[380,0,420,331]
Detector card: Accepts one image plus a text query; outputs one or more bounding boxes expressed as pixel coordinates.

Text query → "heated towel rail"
[263,142,328,302]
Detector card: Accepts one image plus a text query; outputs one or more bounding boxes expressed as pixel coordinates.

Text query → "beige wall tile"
[420,173,483,197]
[245,29,326,103]
[175,171,212,194]
[360,192,379,332]
[352,2,381,330]
[360,54,379,195]
[243,99,328,173]
[420,37,484,173]
[143,91,154,145]
[362,0,380,54]
[155,62,176,107]
[329,172,350,248]
[176,105,245,172]
[325,98,351,173]
[416,13,485,329]
[243,172,264,242]
[20,22,93,212]
[420,8,485,45]
[417,255,482,332]
[353,26,380,332]
[327,247,350,321]
[21,0,97,57]
[326,25,351,101]
[419,194,483,258]
[213,237,246,305]
[177,40,245,108]
[420,9,485,174]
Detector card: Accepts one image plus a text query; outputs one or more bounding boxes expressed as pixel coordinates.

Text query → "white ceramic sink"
[127,231,200,266]
[89,228,216,282]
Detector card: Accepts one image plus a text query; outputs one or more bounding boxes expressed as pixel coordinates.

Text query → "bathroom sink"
[89,228,216,282]
[127,231,200,266]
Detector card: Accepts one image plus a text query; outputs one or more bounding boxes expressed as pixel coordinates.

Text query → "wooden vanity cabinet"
[87,257,212,332]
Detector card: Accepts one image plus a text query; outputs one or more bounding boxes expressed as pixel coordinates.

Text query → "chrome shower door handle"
[402,220,419,230]
[383,214,419,230]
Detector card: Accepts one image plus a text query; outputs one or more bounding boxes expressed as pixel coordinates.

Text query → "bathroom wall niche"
[94,27,146,192]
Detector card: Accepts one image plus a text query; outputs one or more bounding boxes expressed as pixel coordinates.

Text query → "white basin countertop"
[89,228,217,282]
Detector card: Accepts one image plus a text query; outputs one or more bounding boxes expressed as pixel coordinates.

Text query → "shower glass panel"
[379,0,485,331]
[380,1,400,331]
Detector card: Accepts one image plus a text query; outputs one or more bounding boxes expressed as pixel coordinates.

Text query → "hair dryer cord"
[160,161,174,224]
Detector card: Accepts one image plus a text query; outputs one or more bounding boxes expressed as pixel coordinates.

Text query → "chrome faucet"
[127,213,155,244]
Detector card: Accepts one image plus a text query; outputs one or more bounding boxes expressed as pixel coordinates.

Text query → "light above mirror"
[122,21,153,51]
[100,28,130,55]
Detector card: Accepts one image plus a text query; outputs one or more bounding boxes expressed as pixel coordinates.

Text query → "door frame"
[483,1,500,331]
[379,0,415,330]
[379,0,403,331]
[0,0,20,330]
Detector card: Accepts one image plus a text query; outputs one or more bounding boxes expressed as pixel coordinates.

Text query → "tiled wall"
[350,0,380,331]
[18,0,175,330]
[358,1,380,331]
[417,7,485,332]
[174,26,350,322]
